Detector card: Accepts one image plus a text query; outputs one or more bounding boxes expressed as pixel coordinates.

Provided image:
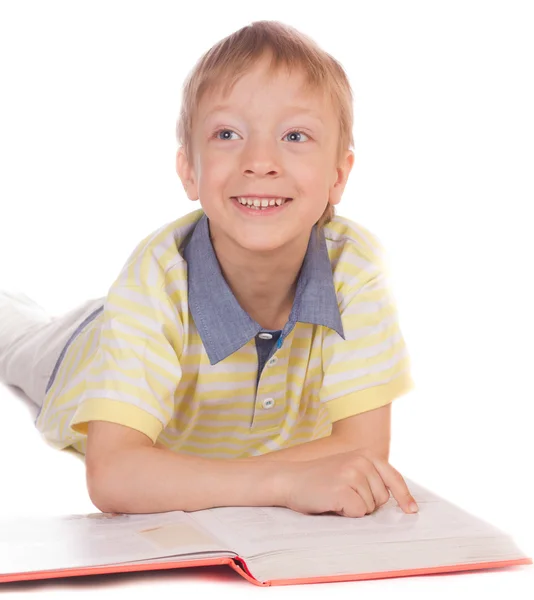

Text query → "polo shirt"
[35,208,415,457]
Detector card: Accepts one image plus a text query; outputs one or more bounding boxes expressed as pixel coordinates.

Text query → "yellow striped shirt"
[35,208,415,457]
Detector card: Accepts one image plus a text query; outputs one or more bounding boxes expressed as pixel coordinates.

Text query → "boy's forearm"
[90,445,288,515]
[249,434,366,462]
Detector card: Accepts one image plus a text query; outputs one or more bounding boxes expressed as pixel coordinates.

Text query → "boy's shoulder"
[324,213,386,269]
[113,208,205,290]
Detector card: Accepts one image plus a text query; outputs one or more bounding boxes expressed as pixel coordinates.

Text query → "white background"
[0,0,533,597]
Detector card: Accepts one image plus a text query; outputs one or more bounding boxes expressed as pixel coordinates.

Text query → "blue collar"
[183,213,345,365]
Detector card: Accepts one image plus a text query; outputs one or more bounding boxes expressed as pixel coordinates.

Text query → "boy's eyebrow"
[204,104,324,124]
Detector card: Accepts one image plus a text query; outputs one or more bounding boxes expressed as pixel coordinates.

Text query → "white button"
[262,398,275,409]
[267,357,278,367]
[258,332,273,340]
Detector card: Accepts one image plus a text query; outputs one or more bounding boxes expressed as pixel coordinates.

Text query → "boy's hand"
[280,449,418,517]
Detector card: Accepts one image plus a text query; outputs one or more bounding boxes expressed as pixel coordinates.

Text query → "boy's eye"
[215,129,239,141]
[284,130,309,143]
[213,129,310,142]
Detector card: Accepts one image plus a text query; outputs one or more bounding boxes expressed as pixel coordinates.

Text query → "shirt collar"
[183,213,345,365]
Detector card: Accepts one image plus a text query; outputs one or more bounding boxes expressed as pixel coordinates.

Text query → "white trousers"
[0,291,103,408]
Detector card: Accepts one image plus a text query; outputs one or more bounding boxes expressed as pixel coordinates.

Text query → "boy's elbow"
[86,458,120,513]
[86,448,143,514]
[84,420,155,513]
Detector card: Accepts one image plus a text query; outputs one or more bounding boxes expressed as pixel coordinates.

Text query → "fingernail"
[409,502,418,513]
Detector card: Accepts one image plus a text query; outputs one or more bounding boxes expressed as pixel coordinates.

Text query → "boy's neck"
[222,265,299,331]
[207,221,310,331]
[237,284,297,331]
[216,255,303,331]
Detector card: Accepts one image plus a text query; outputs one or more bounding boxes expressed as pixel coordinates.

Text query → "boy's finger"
[370,457,418,513]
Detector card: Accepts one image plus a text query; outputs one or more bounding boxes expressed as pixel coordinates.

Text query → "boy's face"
[177,53,354,255]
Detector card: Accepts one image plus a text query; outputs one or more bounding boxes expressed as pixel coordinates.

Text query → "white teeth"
[235,196,288,209]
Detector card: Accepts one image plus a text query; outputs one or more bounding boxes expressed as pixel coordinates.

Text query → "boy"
[0,20,418,518]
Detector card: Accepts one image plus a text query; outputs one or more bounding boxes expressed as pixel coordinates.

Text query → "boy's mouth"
[231,196,293,212]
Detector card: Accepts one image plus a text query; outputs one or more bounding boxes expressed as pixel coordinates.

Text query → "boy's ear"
[329,150,355,207]
[176,147,199,201]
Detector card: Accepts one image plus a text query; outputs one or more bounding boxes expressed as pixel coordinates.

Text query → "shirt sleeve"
[319,268,415,423]
[69,284,183,443]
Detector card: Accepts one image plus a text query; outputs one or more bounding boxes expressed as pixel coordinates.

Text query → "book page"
[189,478,507,558]
[0,510,232,575]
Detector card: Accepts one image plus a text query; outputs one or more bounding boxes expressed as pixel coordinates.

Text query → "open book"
[0,478,531,587]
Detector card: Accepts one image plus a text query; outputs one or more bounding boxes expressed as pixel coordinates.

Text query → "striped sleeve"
[319,270,415,423]
[69,284,183,444]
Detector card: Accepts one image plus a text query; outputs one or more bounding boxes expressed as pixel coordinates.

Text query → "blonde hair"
[176,20,354,232]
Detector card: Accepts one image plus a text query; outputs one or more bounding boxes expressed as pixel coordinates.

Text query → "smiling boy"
[0,21,418,518]
[179,51,349,333]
